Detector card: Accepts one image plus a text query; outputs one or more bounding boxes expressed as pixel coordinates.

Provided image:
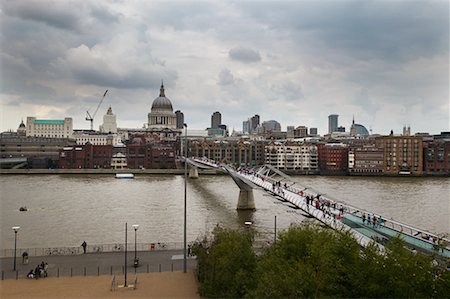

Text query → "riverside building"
[265,142,318,174]
[376,135,423,176]
[26,117,73,138]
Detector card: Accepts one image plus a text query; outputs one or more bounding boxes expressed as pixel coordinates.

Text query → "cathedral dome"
[151,83,173,112]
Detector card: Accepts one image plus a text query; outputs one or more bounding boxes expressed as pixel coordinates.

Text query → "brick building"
[190,138,266,167]
[317,143,349,175]
[376,135,423,175]
[126,135,176,169]
[58,146,86,169]
[348,145,384,175]
[423,139,450,176]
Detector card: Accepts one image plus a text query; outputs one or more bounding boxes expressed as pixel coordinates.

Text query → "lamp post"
[124,222,128,287]
[12,226,20,271]
[132,224,139,270]
[183,123,188,273]
[274,215,277,244]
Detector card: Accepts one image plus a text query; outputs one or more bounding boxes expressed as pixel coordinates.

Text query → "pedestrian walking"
[81,241,87,254]
[22,251,29,264]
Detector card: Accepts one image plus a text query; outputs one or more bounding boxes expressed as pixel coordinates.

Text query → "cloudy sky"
[1,0,448,135]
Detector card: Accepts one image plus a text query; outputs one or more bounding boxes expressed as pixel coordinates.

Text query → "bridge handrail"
[240,171,384,251]
[252,165,449,245]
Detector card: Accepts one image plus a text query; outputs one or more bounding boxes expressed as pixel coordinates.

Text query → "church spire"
[159,80,165,97]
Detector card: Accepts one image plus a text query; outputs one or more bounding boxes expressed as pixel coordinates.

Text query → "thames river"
[1,174,449,249]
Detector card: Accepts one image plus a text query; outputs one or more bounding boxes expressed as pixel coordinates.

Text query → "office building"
[175,110,184,129]
[250,115,260,132]
[328,114,338,134]
[211,111,222,129]
[261,120,281,132]
[243,120,250,134]
[26,117,73,138]
[293,126,308,138]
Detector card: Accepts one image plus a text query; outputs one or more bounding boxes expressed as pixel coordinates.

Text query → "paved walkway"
[0,249,197,280]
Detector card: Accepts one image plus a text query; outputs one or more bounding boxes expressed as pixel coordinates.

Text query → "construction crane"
[85,89,108,131]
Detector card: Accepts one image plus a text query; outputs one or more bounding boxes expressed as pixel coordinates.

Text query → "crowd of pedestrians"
[27,261,48,279]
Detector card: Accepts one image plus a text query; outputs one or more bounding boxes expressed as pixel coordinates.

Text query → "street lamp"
[183,123,188,273]
[12,226,20,271]
[132,224,139,270]
[124,222,128,287]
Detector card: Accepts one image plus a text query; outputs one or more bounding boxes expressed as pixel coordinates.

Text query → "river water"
[1,174,448,249]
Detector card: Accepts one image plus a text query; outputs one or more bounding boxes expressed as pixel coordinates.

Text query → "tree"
[193,223,450,298]
[192,226,256,298]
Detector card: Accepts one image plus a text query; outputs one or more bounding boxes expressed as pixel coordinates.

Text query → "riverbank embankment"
[0,168,224,175]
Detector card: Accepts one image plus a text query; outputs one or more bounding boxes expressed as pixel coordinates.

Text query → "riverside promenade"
[0,249,197,280]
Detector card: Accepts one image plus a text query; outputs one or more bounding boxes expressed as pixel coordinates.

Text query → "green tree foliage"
[192,223,450,298]
[192,225,256,298]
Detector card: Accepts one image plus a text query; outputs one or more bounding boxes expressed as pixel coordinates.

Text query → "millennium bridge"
[185,157,450,258]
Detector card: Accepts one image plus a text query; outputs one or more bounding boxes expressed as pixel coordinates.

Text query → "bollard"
[16,270,18,280]
[98,266,100,276]
[147,264,149,273]
[84,267,86,276]
[2,271,4,280]
[159,264,161,272]
[57,268,59,278]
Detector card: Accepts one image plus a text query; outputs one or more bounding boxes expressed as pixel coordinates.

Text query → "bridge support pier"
[189,168,199,179]
[237,190,255,210]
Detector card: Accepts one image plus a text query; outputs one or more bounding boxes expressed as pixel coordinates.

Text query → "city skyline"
[1,0,448,135]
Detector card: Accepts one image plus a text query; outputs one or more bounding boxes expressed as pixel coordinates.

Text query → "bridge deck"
[241,169,450,257]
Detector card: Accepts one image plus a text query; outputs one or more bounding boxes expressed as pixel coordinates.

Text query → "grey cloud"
[238,0,449,63]
[218,69,235,86]
[2,0,82,31]
[270,81,304,102]
[229,47,261,63]
[90,5,121,24]
[71,66,177,90]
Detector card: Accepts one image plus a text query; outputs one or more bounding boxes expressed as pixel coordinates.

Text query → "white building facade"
[266,143,318,172]
[99,106,118,133]
[26,117,73,138]
[73,131,122,146]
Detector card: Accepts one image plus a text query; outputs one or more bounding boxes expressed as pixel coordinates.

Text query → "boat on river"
[115,173,134,179]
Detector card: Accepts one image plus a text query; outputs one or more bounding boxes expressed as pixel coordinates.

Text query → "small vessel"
[19,206,28,211]
[115,173,134,179]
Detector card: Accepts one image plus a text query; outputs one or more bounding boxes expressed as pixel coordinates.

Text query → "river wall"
[0,168,223,175]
